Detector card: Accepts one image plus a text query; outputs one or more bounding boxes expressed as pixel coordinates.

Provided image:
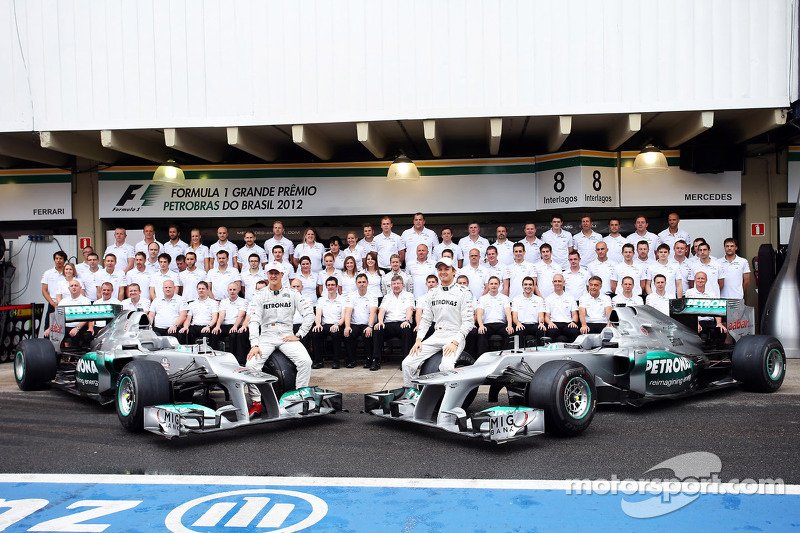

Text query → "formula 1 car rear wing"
[669,298,755,341]
[49,304,123,349]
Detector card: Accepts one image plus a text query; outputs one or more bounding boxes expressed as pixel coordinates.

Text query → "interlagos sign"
[98,160,536,218]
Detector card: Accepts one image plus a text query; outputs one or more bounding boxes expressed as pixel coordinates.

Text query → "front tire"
[526,360,596,436]
[732,335,786,393]
[262,350,297,397]
[14,339,57,391]
[116,360,171,432]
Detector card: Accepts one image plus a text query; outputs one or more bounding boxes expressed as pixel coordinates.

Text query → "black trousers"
[345,324,374,363]
[477,322,511,355]
[373,321,413,359]
[187,324,219,348]
[153,326,187,344]
[311,324,343,364]
[514,323,544,348]
[583,322,606,334]
[543,322,580,343]
[219,324,250,364]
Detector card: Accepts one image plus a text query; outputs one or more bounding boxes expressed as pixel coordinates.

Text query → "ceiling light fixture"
[386,154,421,182]
[632,145,669,174]
[152,159,186,185]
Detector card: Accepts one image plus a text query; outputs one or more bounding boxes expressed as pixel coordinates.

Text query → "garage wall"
[1,0,797,132]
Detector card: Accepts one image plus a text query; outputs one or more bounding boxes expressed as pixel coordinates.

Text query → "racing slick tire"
[14,339,57,391]
[419,351,478,409]
[731,335,786,393]
[262,350,297,398]
[526,360,596,437]
[117,360,171,432]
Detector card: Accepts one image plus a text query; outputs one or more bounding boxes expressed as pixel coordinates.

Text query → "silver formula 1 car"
[364,298,786,443]
[13,304,342,439]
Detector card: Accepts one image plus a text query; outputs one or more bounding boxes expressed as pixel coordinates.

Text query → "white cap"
[266,262,285,274]
[435,257,455,269]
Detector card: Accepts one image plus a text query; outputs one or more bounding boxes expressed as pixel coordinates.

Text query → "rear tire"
[419,350,477,409]
[262,350,297,397]
[526,360,595,436]
[116,360,171,432]
[732,335,786,392]
[14,339,57,391]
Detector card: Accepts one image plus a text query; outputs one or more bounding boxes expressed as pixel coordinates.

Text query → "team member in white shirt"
[687,242,725,297]
[405,244,437,300]
[685,272,728,343]
[339,256,360,297]
[207,250,240,301]
[246,263,314,416]
[209,226,239,270]
[241,253,265,299]
[95,254,127,301]
[187,228,212,272]
[459,248,489,300]
[293,227,326,273]
[150,253,182,300]
[181,280,220,346]
[544,274,579,343]
[457,222,490,261]
[482,246,510,296]
[627,216,659,260]
[179,252,207,301]
[311,276,346,369]
[134,223,162,256]
[148,280,187,342]
[579,277,612,334]
[121,283,150,312]
[144,242,161,273]
[357,223,379,264]
[511,276,547,347]
[75,246,94,278]
[373,275,415,370]
[218,281,250,363]
[55,263,85,302]
[521,222,544,264]
[645,274,671,315]
[563,250,591,300]
[294,256,320,306]
[127,252,153,300]
[104,228,135,272]
[316,252,343,297]
[612,276,645,307]
[342,231,365,270]
[603,218,627,263]
[402,258,474,387]
[573,215,603,264]
[380,254,412,296]
[327,236,346,270]
[672,240,693,294]
[41,250,67,330]
[401,212,439,258]
[541,214,574,269]
[507,243,536,300]
[475,276,513,356]
[492,225,515,266]
[375,216,405,270]
[78,252,102,301]
[238,230,267,269]
[533,243,561,298]
[433,227,463,267]
[587,241,618,296]
[270,244,293,269]
[45,279,94,343]
[163,225,189,273]
[719,238,751,299]
[648,243,683,298]
[344,273,379,369]
[633,241,656,293]
[614,243,647,295]
[658,212,691,251]
[264,221,296,266]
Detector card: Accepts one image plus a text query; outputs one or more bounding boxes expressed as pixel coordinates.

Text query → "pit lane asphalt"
[1,361,799,484]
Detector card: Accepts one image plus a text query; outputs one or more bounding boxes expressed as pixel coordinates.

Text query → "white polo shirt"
[340,272,358,297]
[649,261,683,298]
[318,294,345,325]
[238,244,267,267]
[219,296,249,326]
[95,268,127,298]
[457,235,490,260]
[241,267,266,299]
[104,243,135,267]
[294,241,326,273]
[186,297,219,326]
[406,259,437,300]
[687,260,725,297]
[522,237,544,264]
[603,234,628,263]
[56,278,86,299]
[572,231,603,264]
[207,267,241,300]
[126,268,152,299]
[458,264,489,300]
[545,291,578,322]
[357,238,378,256]
[626,232,659,260]
[78,268,100,300]
[380,270,413,296]
[477,292,511,324]
[342,245,365,269]
[346,292,378,325]
[186,245,211,270]
[645,292,670,315]
[150,270,182,299]
[587,259,617,296]
[209,241,239,269]
[374,232,404,269]
[719,255,751,299]
[264,236,295,263]
[533,260,561,298]
[121,297,150,312]
[541,229,574,269]
[163,239,189,272]
[293,271,319,305]
[135,239,163,255]
[612,293,644,307]
[563,267,591,300]
[179,268,207,301]
[507,261,536,300]
[491,240,515,266]
[482,262,510,287]
[579,293,612,323]
[401,227,439,255]
[379,291,415,322]
[149,295,185,329]
[433,242,463,262]
[511,294,545,324]
[614,262,647,286]
[41,267,65,300]
[658,228,691,251]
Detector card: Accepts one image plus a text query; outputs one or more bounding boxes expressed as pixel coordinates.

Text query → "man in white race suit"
[245,262,314,416]
[402,257,474,387]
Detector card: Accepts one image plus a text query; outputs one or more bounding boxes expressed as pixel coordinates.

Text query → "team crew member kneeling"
[402,257,474,388]
[246,263,314,417]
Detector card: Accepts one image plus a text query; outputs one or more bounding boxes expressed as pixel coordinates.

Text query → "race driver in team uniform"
[245,262,314,416]
[402,257,474,388]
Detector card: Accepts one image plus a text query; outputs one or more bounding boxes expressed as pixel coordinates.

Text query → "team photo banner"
[98,160,536,218]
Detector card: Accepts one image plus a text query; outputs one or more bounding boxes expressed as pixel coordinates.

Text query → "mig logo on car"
[164,489,327,533]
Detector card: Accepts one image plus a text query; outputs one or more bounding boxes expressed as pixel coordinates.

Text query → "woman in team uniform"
[188,228,212,272]
[343,231,365,270]
[56,263,86,302]
[294,227,325,273]
[293,256,319,306]
[340,256,360,297]
[316,252,343,296]
[363,251,383,301]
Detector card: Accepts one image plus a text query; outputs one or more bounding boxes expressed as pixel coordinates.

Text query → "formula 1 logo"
[113,184,164,212]
[165,489,327,533]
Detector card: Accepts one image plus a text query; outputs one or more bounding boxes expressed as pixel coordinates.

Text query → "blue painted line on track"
[0,475,797,532]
